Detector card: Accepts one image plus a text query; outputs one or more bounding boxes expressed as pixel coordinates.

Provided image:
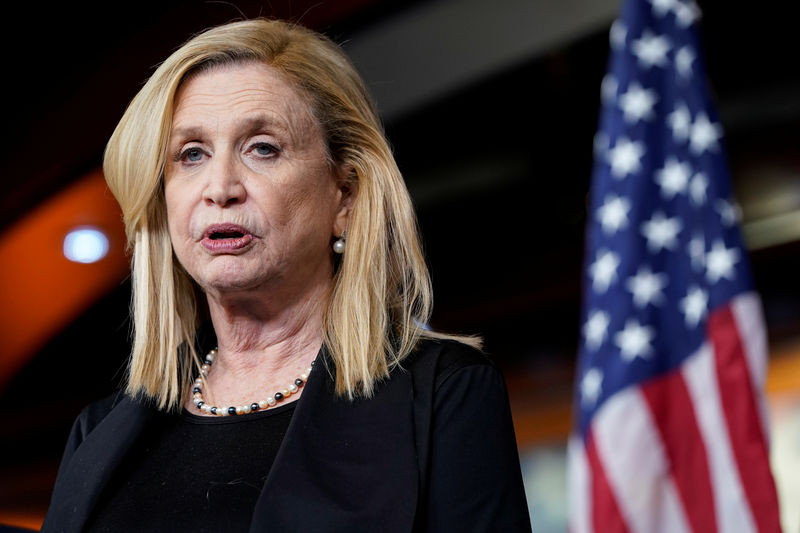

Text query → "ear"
[333,165,358,237]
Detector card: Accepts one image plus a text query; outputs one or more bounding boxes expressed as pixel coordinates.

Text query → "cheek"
[260,186,335,259]
[164,184,193,244]
[301,167,339,215]
[291,180,338,236]
[266,171,337,226]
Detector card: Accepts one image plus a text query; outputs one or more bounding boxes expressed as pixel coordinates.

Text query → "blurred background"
[1,1,798,531]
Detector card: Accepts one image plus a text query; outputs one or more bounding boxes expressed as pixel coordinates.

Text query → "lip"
[201,223,255,253]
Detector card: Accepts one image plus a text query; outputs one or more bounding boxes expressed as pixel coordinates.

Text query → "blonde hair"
[104,18,478,410]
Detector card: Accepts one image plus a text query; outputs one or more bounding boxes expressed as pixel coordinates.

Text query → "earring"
[333,231,346,254]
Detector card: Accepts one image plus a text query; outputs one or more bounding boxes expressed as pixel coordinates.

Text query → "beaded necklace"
[191,347,314,416]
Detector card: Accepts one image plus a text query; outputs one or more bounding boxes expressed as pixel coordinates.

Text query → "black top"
[42,340,532,532]
[86,402,296,532]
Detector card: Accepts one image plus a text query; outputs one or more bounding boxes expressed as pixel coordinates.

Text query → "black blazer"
[42,340,532,532]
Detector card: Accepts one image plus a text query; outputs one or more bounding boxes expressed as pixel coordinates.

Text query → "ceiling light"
[63,227,109,264]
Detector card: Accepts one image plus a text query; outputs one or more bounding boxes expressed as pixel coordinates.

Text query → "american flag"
[567,1,782,531]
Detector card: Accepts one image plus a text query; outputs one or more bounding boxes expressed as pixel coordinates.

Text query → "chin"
[197,276,268,298]
[191,260,270,294]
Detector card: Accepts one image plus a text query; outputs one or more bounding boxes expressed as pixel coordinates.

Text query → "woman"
[42,19,531,532]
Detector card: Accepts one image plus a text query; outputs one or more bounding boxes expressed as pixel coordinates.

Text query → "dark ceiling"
[1,0,799,525]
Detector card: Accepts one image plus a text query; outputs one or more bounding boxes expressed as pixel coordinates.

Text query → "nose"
[203,154,246,207]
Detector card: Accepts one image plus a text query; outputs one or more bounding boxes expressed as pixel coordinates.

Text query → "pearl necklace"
[191,347,314,416]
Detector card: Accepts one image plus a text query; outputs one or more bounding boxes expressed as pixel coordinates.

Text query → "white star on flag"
[690,112,722,154]
[667,103,691,142]
[674,0,701,27]
[615,319,656,361]
[626,266,668,308]
[688,234,705,270]
[631,30,672,69]
[610,20,627,51]
[607,137,646,178]
[689,172,708,205]
[654,157,691,199]
[641,211,682,252]
[715,198,741,227]
[584,310,611,350]
[601,74,619,104]
[706,240,740,283]
[649,0,676,17]
[581,368,604,406]
[589,249,621,293]
[619,82,658,123]
[596,194,631,234]
[680,285,708,327]
[675,45,696,78]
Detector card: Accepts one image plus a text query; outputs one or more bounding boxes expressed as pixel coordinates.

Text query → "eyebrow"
[169,125,205,142]
[240,115,289,134]
[170,114,292,142]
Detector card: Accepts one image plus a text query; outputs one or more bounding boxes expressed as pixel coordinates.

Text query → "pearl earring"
[333,231,346,254]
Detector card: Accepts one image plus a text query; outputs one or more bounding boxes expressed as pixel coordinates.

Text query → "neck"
[192,277,331,412]
[206,278,329,372]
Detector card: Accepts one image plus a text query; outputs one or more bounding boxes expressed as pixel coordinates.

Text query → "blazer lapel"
[251,354,419,532]
[43,396,155,533]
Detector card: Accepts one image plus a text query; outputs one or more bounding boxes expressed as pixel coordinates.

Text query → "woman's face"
[164,62,349,298]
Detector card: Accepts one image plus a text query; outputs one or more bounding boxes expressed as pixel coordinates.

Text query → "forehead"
[170,62,318,139]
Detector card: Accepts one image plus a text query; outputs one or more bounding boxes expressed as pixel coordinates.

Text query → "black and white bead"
[192,347,314,416]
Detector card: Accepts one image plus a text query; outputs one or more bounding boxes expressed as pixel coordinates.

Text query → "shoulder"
[51,391,136,487]
[401,338,498,390]
[432,339,493,389]
[71,390,132,442]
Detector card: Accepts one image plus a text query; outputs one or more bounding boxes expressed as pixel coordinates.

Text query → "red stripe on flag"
[585,431,630,533]
[709,305,781,533]
[641,370,718,533]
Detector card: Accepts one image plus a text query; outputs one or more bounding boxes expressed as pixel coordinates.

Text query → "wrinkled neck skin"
[191,272,332,413]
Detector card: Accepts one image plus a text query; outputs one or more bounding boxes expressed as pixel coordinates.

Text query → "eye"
[184,148,203,162]
[249,142,278,158]
[177,146,205,163]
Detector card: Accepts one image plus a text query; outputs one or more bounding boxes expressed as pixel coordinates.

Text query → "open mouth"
[203,224,251,240]
[202,224,254,252]
[209,230,245,240]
